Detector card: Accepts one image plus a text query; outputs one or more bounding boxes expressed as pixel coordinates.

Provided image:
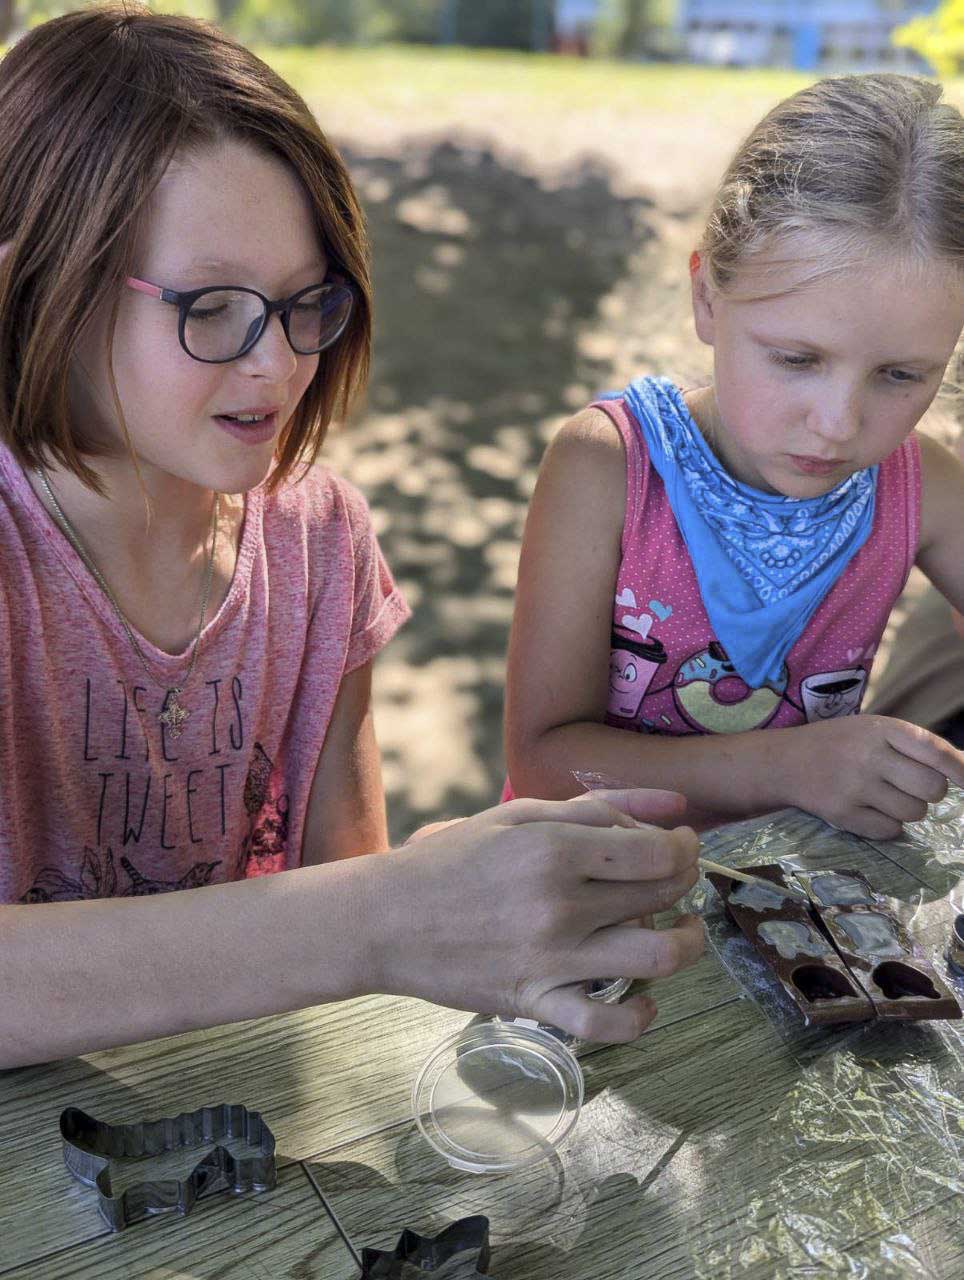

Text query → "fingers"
[575,823,700,885]
[531,987,658,1044]
[845,806,905,841]
[574,787,688,828]
[502,789,687,832]
[578,914,705,982]
[882,752,949,810]
[872,781,930,826]
[885,721,964,788]
[587,866,699,923]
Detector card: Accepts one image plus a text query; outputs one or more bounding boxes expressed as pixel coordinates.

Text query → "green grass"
[260,42,822,112]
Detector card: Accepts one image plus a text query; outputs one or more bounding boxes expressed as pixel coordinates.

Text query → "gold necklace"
[38,469,220,740]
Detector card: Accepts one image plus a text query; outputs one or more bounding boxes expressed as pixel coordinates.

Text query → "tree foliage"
[893,0,964,77]
[5,0,674,53]
[7,1,555,48]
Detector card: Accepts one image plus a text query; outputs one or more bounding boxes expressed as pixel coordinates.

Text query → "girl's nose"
[808,391,862,445]
[238,313,299,381]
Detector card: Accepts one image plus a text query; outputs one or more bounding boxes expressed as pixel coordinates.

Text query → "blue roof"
[680,1,936,22]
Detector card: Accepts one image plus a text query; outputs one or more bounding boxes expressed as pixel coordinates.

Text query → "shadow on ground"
[325,139,668,840]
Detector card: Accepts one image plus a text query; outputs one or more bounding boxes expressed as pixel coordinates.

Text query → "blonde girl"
[506,74,964,840]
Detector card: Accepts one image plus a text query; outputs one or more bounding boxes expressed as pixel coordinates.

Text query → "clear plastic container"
[412,977,631,1173]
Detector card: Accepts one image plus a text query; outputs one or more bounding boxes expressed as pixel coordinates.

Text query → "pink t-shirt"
[600,396,920,736]
[0,445,409,902]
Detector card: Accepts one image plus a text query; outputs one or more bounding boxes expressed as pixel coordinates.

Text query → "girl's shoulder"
[531,406,629,549]
[543,404,626,481]
[261,462,377,547]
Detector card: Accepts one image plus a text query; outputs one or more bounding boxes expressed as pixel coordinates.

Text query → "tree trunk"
[212,1,245,24]
[0,0,15,46]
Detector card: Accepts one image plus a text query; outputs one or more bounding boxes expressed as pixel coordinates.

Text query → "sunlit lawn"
[263,42,963,115]
[263,42,815,108]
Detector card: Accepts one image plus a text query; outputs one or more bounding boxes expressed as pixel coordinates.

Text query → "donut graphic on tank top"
[674,641,787,734]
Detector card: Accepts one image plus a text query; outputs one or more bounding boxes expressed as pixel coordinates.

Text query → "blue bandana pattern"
[615,377,877,688]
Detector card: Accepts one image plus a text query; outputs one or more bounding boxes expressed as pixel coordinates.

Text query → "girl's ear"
[689,250,717,346]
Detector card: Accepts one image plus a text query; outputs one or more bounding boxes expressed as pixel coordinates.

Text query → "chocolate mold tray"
[706,865,875,1026]
[818,903,962,1021]
[60,1102,276,1231]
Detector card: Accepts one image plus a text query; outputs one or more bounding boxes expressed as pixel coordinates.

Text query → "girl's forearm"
[0,855,396,1069]
[508,720,801,827]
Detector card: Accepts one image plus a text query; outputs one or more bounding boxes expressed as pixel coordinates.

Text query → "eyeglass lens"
[183,284,353,361]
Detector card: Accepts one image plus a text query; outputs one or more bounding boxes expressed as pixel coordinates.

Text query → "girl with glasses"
[0,5,703,1066]
[504,73,964,840]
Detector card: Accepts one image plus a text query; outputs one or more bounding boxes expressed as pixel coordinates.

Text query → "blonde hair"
[700,74,964,293]
[0,3,372,492]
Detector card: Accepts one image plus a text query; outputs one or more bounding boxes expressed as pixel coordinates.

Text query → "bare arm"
[301,660,388,863]
[917,430,964,614]
[0,791,704,1068]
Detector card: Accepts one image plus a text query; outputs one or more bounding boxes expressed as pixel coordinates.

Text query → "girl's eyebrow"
[172,257,328,280]
[750,331,824,353]
[750,331,944,367]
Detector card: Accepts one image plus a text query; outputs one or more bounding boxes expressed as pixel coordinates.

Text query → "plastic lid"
[412,1020,584,1174]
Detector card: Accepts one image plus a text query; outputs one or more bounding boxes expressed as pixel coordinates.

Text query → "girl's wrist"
[765,725,809,812]
[329,848,407,1000]
[276,856,399,1007]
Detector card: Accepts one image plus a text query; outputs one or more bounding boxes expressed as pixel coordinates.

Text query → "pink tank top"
[600,397,920,736]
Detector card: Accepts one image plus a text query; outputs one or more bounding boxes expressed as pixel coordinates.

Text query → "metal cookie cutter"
[60,1102,276,1231]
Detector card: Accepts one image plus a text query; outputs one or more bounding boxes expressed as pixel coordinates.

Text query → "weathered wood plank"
[0,1163,356,1279]
[0,954,738,1268]
[309,996,963,1280]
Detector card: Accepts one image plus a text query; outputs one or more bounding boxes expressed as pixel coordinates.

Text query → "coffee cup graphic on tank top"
[801,667,866,722]
[608,628,667,719]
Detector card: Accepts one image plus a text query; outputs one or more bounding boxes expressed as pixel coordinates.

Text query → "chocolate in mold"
[757,920,829,960]
[706,865,875,1026]
[796,869,876,908]
[818,902,962,1021]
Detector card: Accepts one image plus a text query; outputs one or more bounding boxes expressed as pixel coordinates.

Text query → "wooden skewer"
[699,857,810,903]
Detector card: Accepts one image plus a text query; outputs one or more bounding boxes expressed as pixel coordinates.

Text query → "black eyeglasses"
[126,276,355,364]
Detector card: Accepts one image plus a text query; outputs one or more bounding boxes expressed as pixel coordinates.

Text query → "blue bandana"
[613,376,877,689]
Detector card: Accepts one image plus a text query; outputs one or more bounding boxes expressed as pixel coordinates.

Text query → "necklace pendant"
[159,688,190,739]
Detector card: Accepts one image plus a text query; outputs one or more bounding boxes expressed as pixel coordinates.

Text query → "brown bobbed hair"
[0,2,372,491]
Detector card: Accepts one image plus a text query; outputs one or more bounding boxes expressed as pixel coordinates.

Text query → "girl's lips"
[788,454,846,477]
[213,411,277,445]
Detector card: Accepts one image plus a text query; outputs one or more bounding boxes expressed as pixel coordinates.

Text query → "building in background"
[677,1,940,70]
[554,0,603,52]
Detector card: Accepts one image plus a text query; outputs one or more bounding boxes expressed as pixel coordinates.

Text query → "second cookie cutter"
[60,1102,276,1231]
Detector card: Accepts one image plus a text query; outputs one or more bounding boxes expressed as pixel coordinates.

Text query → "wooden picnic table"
[1,795,961,1279]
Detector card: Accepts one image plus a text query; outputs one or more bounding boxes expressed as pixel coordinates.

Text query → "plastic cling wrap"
[900,786,964,890]
[690,1018,964,1279]
[688,793,964,1277]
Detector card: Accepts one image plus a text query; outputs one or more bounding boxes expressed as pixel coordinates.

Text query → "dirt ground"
[311,75,963,843]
